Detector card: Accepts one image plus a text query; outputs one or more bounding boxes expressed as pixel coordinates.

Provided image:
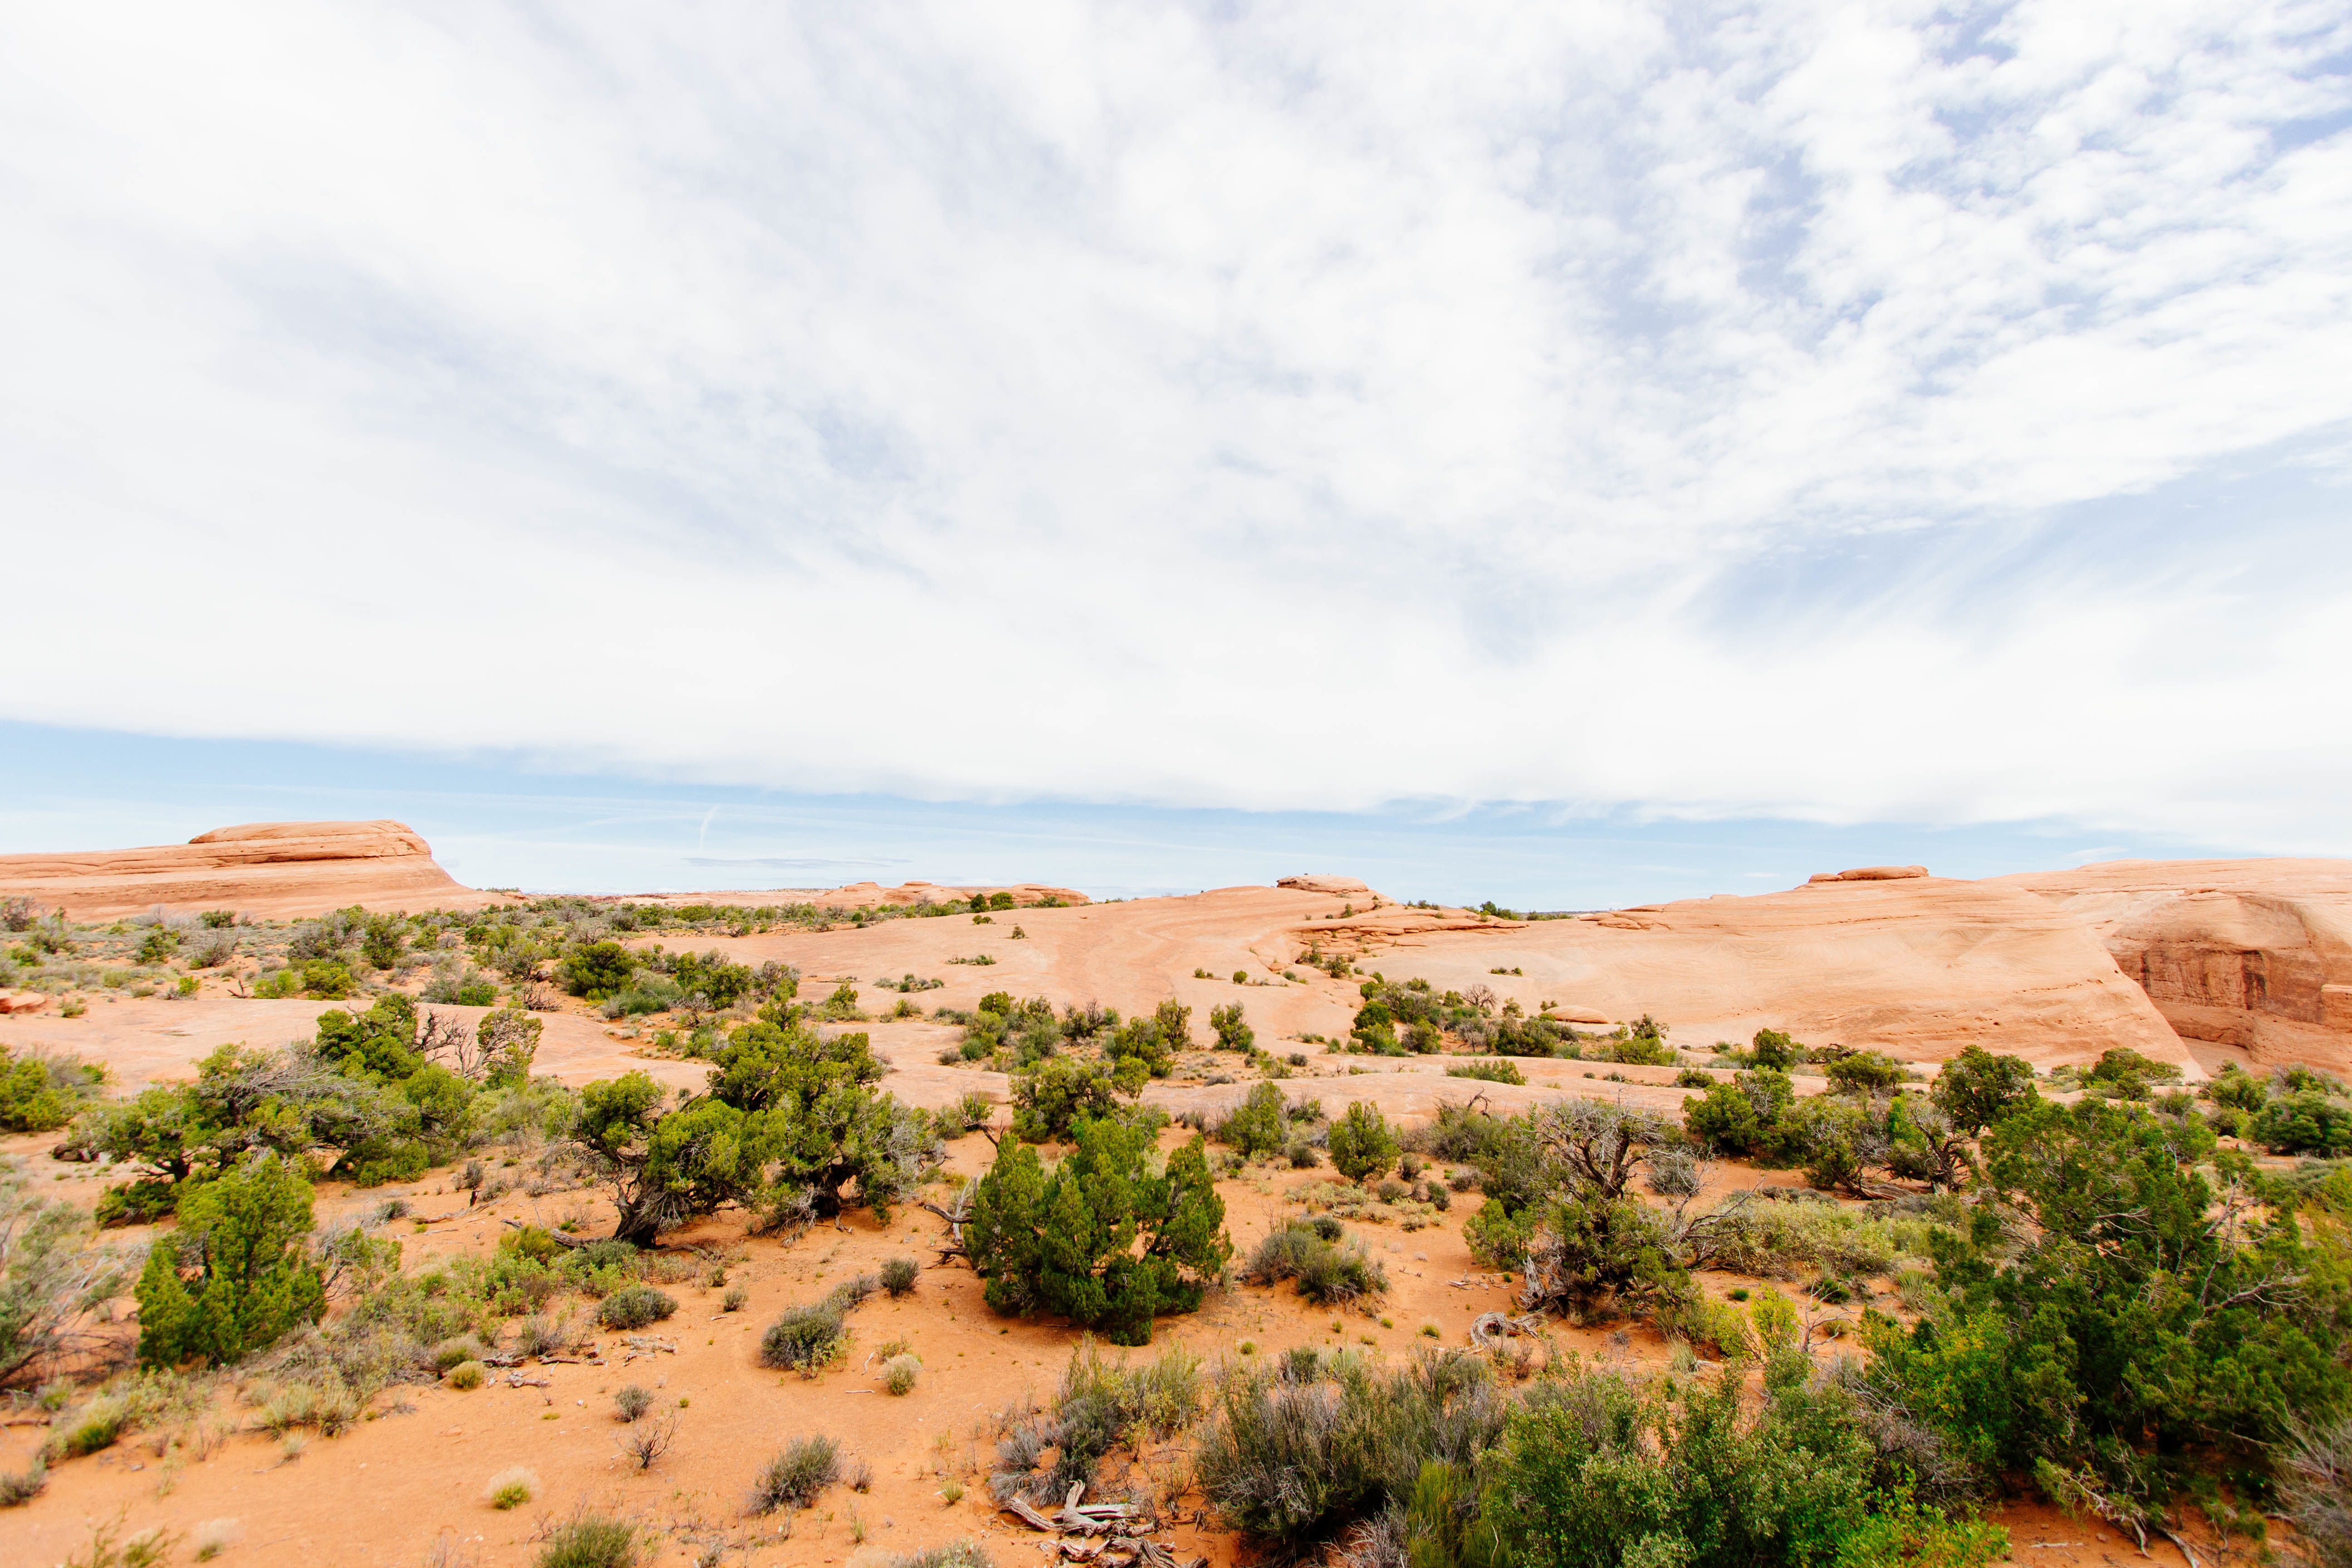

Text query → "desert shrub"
[614,1384,654,1421]
[1482,1362,2001,1568]
[1243,1220,1388,1305]
[1868,1095,2352,1521]
[752,1298,856,1372]
[750,1434,840,1513]
[2282,1413,2352,1568]
[0,1045,96,1132]
[1216,1083,1289,1158]
[447,1361,485,1390]
[1327,1102,1399,1185]
[1447,1060,1525,1086]
[0,1160,127,1387]
[485,1465,537,1509]
[1197,1350,1510,1546]
[594,1285,677,1330]
[0,1457,44,1507]
[135,1155,325,1369]
[2252,1085,2352,1156]
[887,1545,992,1568]
[1826,1052,1907,1094]
[1928,1047,2037,1133]
[560,941,638,1002]
[1210,1002,1255,1052]
[995,1340,1206,1501]
[967,1117,1230,1345]
[573,1022,934,1245]
[1009,1055,1140,1142]
[881,1256,919,1297]
[2082,1046,2180,1100]
[884,1353,922,1394]
[535,1508,639,1568]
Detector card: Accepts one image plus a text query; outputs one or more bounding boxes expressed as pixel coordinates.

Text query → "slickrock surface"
[1995,858,2352,1072]
[0,820,512,921]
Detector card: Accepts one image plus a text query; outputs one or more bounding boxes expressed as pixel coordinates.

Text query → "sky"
[2,2,2347,903]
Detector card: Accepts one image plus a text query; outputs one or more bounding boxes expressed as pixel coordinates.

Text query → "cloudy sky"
[3,2,2347,900]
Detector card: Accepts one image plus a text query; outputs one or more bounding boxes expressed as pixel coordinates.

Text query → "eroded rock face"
[1277,874,1375,895]
[0,820,506,921]
[1997,859,2352,1073]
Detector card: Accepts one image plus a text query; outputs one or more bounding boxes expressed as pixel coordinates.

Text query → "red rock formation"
[0,820,509,922]
[1996,859,2352,1073]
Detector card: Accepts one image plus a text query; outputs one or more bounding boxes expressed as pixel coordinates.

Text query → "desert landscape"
[0,824,2344,1568]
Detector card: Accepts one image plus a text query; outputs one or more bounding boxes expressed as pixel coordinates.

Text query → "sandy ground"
[0,883,2250,1568]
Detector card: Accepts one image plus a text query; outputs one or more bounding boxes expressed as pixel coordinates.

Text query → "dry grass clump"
[1241,1219,1389,1306]
[881,1256,920,1296]
[192,1518,242,1561]
[0,1458,45,1507]
[888,1546,992,1568]
[485,1465,538,1509]
[884,1354,923,1395]
[993,1340,1205,1503]
[535,1506,639,1568]
[447,1360,486,1390]
[613,1384,654,1422]
[748,1434,840,1514]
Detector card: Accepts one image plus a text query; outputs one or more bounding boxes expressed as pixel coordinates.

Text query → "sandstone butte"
[3,821,2349,1080]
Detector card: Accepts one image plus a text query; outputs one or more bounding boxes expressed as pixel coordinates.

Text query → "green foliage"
[313,994,423,1080]
[534,1509,639,1568]
[135,1155,325,1368]
[1868,1095,2352,1519]
[136,927,180,965]
[1328,1102,1399,1185]
[1216,1083,1289,1159]
[1108,1000,1189,1078]
[2082,1047,2181,1101]
[750,1434,839,1513]
[1197,1350,1509,1545]
[1486,1364,1999,1568]
[1352,999,1401,1055]
[1242,1219,1388,1305]
[760,1299,850,1374]
[1750,1029,1803,1070]
[594,1284,677,1330]
[1928,1047,2037,1134]
[0,1161,128,1387]
[1210,1002,1254,1053]
[966,1117,1230,1345]
[1825,1053,1906,1094]
[1010,1056,1139,1142]
[1448,1060,1525,1086]
[560,941,638,1002]
[0,1046,93,1132]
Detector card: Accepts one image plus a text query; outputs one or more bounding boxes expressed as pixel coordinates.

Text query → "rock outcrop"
[1276,874,1375,895]
[0,821,506,921]
[1996,859,2352,1073]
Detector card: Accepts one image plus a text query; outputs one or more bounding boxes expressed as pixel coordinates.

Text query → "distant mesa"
[1277,874,1374,895]
[1808,865,1931,883]
[0,820,508,922]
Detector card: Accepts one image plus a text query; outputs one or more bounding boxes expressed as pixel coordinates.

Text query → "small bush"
[881,1256,920,1297]
[1241,1221,1389,1306]
[621,1410,678,1471]
[0,1458,44,1507]
[761,1301,848,1373]
[888,1545,992,1568]
[447,1361,486,1390]
[614,1384,653,1422]
[885,1354,922,1395]
[535,1508,639,1568]
[1326,1102,1399,1185]
[1446,1060,1525,1086]
[750,1434,840,1514]
[596,1285,677,1331]
[485,1465,538,1509]
[723,1284,748,1313]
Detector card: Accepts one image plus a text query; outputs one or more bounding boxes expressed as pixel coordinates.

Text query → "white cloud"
[1,0,2347,848]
